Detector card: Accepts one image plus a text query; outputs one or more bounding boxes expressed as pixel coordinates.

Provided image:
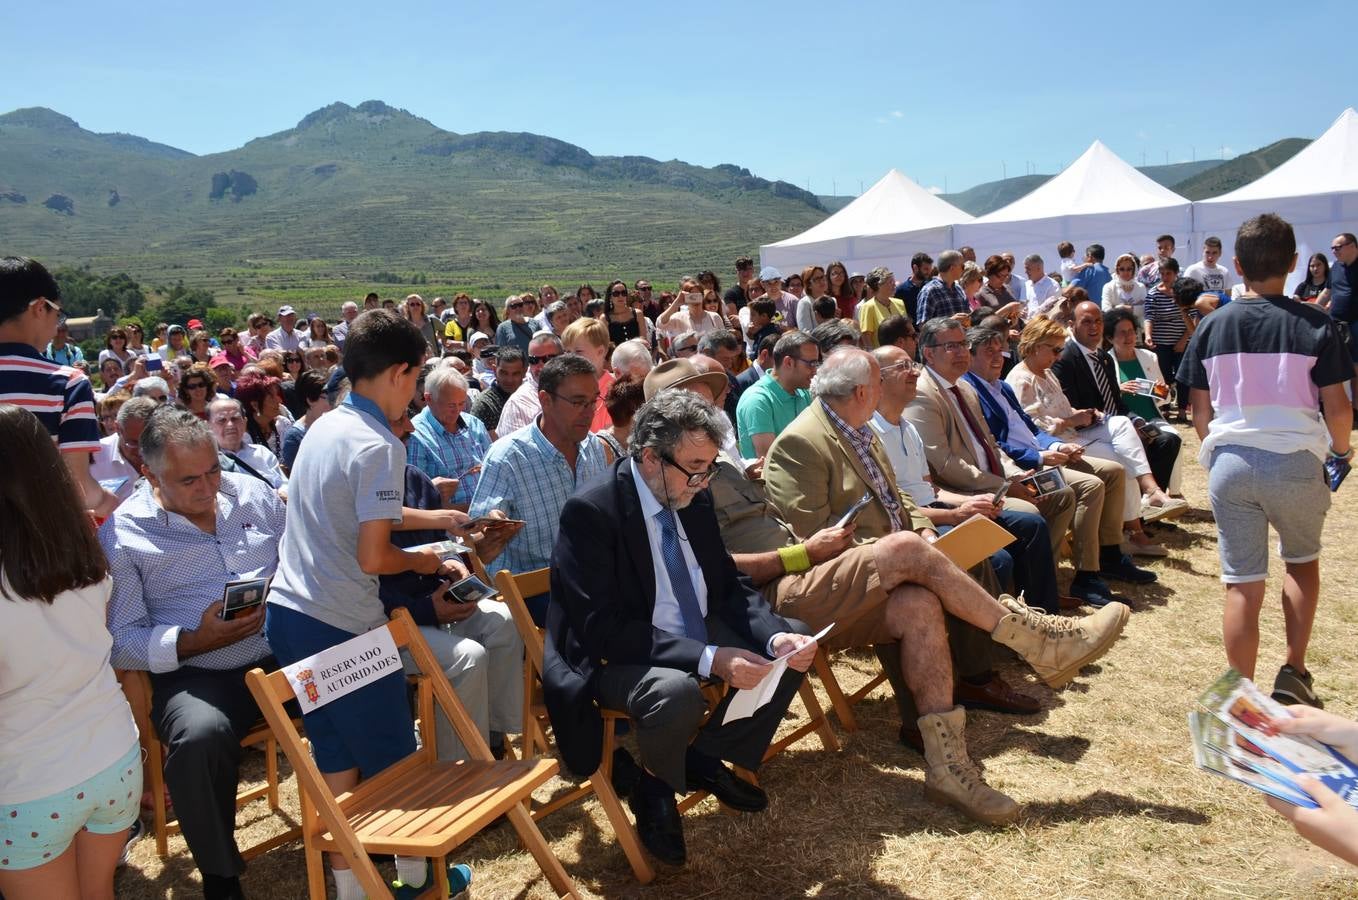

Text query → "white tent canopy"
[1194,108,1358,284]
[759,169,971,276]
[954,140,1194,268]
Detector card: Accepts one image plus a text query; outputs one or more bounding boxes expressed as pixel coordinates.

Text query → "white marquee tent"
[1193,108,1358,282]
[759,169,971,276]
[954,140,1194,268]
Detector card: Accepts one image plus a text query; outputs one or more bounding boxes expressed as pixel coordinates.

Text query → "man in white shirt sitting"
[92,396,157,505]
[207,397,288,491]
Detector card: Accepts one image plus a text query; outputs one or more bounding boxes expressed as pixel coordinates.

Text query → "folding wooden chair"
[244,608,579,900]
[116,669,302,860]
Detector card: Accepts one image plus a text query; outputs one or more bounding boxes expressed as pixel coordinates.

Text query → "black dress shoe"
[610,747,642,799]
[685,763,768,812]
[1099,553,1157,584]
[627,787,686,866]
[955,674,1041,715]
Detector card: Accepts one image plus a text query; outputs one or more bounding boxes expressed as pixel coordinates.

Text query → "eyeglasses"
[527,353,561,365]
[212,413,245,425]
[610,289,628,297]
[928,341,968,353]
[662,454,720,487]
[674,345,698,355]
[31,297,62,314]
[1332,240,1353,253]
[547,391,598,410]
[793,355,823,369]
[637,285,652,291]
[880,359,920,377]
[507,301,524,309]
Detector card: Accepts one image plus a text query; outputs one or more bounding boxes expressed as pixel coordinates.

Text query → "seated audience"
[856,267,906,349]
[279,368,332,474]
[234,373,288,460]
[0,405,141,900]
[469,347,527,436]
[561,316,614,432]
[595,374,645,461]
[1104,307,1187,497]
[178,362,219,420]
[101,406,283,900]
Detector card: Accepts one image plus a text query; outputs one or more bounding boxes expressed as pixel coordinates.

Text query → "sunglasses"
[527,353,562,365]
[610,289,628,297]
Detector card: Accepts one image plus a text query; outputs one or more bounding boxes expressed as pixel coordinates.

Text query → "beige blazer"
[763,399,931,542]
[904,368,1017,494]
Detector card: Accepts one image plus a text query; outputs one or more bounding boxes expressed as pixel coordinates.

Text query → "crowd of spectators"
[3,210,1357,897]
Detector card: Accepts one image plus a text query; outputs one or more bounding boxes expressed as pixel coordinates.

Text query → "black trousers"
[149,659,272,878]
[1142,424,1182,491]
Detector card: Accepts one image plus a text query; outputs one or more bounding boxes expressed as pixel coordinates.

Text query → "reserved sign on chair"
[282,628,403,712]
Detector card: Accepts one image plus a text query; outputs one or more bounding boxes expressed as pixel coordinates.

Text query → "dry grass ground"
[116,428,1358,899]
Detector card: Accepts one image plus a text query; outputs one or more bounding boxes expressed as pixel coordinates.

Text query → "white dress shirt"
[90,433,141,502]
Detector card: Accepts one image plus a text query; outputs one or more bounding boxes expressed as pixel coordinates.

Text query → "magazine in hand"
[1127,377,1170,399]
[1019,467,1067,497]
[446,574,500,605]
[1190,669,1358,807]
[405,538,474,560]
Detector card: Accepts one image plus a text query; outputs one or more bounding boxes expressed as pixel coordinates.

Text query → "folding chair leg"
[814,650,859,732]
[800,680,840,752]
[265,735,281,809]
[590,771,655,884]
[299,790,327,900]
[149,741,170,858]
[506,802,581,899]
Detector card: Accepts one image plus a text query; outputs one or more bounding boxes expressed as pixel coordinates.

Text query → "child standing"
[1178,213,1353,709]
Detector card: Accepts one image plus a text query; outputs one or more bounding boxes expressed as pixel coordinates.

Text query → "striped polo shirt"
[1177,295,1351,465]
[0,341,101,453]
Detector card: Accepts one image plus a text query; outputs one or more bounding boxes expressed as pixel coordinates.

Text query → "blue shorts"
[0,743,141,871]
[1207,445,1330,583]
[264,604,415,776]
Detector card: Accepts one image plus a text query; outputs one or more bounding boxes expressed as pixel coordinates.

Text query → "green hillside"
[1172,138,1310,200]
[940,161,1226,217]
[0,101,827,302]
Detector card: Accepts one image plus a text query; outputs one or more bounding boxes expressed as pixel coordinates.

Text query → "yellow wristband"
[777,543,812,575]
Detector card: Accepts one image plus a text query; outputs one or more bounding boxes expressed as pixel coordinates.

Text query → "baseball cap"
[759,266,783,283]
[186,318,203,330]
[209,353,233,369]
[278,305,296,316]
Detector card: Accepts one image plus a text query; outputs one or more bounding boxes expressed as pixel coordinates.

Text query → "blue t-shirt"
[267,391,405,635]
[1072,263,1112,301]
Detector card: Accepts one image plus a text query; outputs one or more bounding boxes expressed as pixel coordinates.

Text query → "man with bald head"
[756,348,1128,825]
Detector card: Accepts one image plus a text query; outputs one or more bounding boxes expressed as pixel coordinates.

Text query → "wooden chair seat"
[315,757,560,856]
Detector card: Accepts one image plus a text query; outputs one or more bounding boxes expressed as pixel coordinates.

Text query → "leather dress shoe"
[627,787,686,866]
[955,674,1041,715]
[1099,553,1157,585]
[685,764,768,812]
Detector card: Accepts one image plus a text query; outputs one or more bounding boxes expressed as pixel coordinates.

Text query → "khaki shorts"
[763,544,891,649]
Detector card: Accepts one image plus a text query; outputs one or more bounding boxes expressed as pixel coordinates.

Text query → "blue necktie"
[654,508,707,642]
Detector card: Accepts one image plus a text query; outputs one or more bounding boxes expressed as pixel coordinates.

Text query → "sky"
[7,0,1355,197]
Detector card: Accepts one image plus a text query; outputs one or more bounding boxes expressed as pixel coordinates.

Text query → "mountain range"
[0,101,1312,302]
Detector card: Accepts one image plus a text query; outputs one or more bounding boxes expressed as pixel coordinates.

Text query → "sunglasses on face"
[610,289,628,297]
[527,353,561,365]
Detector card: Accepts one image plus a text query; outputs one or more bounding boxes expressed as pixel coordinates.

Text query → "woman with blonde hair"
[402,294,443,354]
[560,316,614,432]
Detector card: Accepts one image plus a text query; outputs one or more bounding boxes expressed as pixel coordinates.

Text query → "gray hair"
[132,376,170,398]
[140,406,217,475]
[341,301,358,313]
[920,316,966,348]
[628,389,729,462]
[611,339,654,379]
[116,396,160,429]
[936,249,964,273]
[864,266,893,290]
[1023,253,1043,267]
[424,359,469,398]
[544,300,569,321]
[672,330,699,351]
[810,347,873,400]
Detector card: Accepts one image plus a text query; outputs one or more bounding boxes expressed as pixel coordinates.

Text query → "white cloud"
[874,116,889,125]
[926,185,944,195]
[1221,146,1234,157]
[891,110,904,118]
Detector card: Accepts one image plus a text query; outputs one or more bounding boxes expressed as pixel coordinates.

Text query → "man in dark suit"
[544,389,818,866]
[1051,300,1182,489]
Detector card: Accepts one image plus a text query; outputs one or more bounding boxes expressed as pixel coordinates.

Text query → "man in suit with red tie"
[906,317,1135,607]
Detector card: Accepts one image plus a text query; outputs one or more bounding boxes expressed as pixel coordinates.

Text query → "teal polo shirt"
[735,372,811,458]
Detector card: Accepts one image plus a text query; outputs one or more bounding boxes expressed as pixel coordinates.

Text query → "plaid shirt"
[468,421,606,574]
[821,400,904,531]
[914,277,969,324]
[406,406,491,505]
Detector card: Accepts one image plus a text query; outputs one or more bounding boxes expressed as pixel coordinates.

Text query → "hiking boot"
[918,706,1019,825]
[1272,664,1324,709]
[992,594,1130,688]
